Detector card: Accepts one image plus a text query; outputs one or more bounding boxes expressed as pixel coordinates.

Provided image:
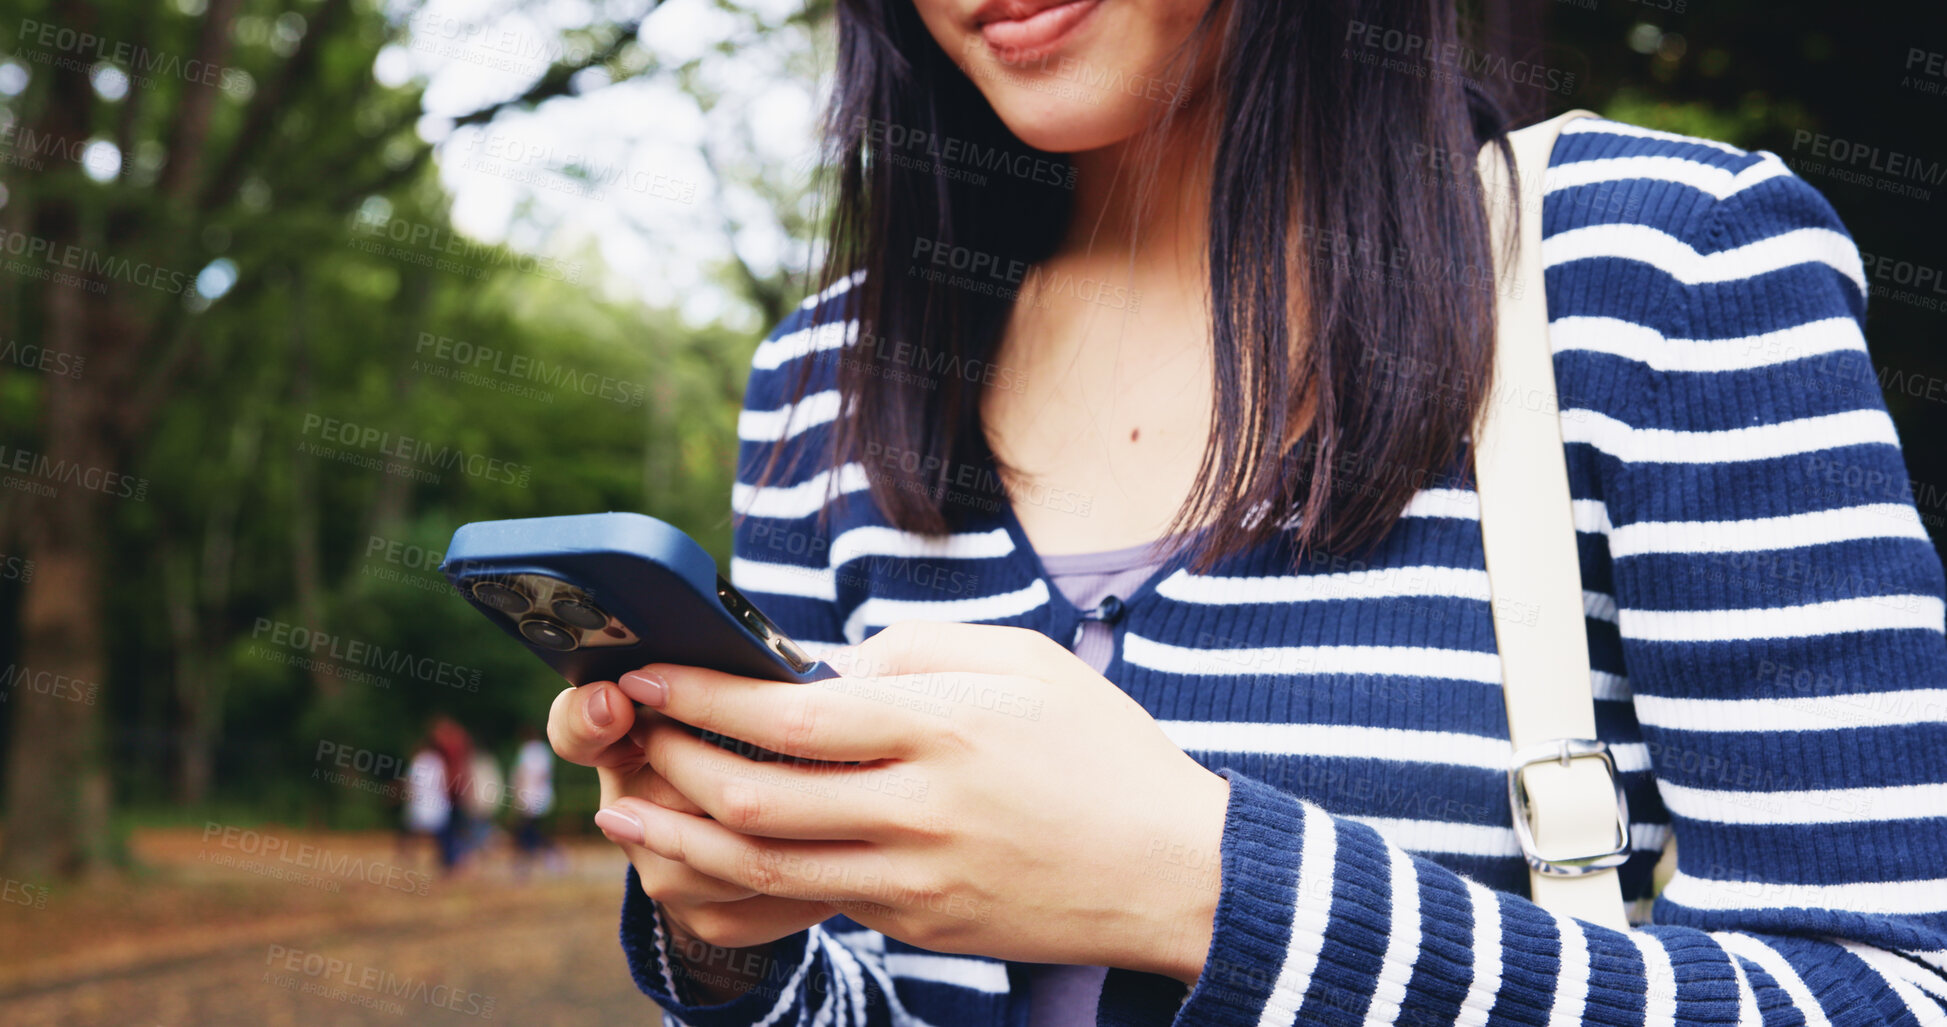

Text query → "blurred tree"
[0,0,682,876]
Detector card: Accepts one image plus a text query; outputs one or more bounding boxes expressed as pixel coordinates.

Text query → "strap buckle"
[1506,738,1630,877]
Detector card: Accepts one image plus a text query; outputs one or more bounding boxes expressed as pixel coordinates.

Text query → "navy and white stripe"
[619,117,1947,1027]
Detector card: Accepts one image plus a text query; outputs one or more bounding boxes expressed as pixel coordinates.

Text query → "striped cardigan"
[618,117,1947,1027]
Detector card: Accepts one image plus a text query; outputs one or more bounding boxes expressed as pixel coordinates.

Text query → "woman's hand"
[546,680,835,998]
[598,621,1230,984]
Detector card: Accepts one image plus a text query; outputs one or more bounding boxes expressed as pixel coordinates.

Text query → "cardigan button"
[1085,594,1126,624]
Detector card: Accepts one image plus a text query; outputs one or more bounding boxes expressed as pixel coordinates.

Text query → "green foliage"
[0,0,814,838]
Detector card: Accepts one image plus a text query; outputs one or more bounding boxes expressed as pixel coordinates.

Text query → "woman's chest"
[979,310,1216,555]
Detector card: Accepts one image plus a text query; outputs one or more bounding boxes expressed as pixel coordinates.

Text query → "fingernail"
[621,669,669,708]
[587,685,615,728]
[594,807,645,846]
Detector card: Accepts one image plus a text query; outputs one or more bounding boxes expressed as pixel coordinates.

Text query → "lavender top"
[1024,537,1183,1027]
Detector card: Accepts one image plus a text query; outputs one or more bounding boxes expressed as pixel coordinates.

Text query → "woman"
[549,0,1947,1023]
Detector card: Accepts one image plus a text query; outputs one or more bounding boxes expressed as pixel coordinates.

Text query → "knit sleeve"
[1103,164,1947,1027]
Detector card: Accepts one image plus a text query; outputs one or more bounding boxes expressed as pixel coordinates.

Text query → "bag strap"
[1473,110,1632,929]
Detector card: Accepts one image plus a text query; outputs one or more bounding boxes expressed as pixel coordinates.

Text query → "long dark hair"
[779,0,1517,569]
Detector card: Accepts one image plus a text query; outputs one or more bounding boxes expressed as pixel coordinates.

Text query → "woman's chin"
[988,97,1143,155]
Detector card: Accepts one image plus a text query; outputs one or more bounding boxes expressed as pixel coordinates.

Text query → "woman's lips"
[978,0,1102,58]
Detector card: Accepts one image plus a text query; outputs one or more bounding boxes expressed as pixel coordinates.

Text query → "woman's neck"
[1053,110,1215,291]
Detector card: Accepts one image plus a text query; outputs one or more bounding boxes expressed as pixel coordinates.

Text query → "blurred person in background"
[461,744,507,867]
[510,725,563,878]
[400,734,450,872]
[428,714,475,875]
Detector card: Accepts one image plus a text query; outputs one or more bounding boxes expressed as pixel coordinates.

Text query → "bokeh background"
[0,0,1942,1022]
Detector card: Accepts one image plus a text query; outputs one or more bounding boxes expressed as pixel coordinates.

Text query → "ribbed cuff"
[1166,770,1321,1026]
[619,865,815,1025]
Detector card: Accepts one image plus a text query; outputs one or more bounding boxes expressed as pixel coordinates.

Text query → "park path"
[0,829,662,1026]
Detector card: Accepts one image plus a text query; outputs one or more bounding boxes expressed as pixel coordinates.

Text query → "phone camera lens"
[551,596,609,630]
[519,618,579,652]
[472,581,531,614]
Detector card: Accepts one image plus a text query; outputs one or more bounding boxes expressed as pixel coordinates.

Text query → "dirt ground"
[0,827,662,1026]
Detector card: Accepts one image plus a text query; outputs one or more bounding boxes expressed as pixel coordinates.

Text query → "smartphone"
[439,512,836,687]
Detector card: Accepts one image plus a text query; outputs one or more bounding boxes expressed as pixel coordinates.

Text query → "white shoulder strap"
[1473,110,1632,929]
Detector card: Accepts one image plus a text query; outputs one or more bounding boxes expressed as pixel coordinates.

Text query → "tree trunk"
[174,413,259,804]
[0,5,110,879]
[2,314,113,878]
[163,541,211,805]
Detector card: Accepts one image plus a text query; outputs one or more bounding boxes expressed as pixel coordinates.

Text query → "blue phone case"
[440,512,835,687]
